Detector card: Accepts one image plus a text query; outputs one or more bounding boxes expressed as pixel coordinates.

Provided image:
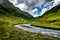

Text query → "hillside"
[0,2,60,40]
[31,5,60,30]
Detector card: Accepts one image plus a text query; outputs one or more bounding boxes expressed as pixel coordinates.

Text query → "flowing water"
[14,24,60,38]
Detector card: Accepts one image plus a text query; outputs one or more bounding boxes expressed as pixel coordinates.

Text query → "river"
[13,24,60,38]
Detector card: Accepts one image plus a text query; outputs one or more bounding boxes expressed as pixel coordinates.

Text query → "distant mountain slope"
[0,2,34,19]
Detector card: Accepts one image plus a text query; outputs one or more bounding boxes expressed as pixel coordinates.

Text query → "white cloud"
[16,3,28,11]
[9,0,60,18]
[9,0,17,5]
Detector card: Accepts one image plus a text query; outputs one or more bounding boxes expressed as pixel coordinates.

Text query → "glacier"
[8,0,60,17]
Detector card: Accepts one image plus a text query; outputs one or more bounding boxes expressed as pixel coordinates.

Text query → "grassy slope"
[31,5,60,29]
[0,3,60,40]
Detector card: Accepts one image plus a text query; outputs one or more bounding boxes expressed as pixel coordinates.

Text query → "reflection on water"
[14,24,60,38]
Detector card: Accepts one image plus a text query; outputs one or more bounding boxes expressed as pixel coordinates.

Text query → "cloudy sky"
[9,0,60,17]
